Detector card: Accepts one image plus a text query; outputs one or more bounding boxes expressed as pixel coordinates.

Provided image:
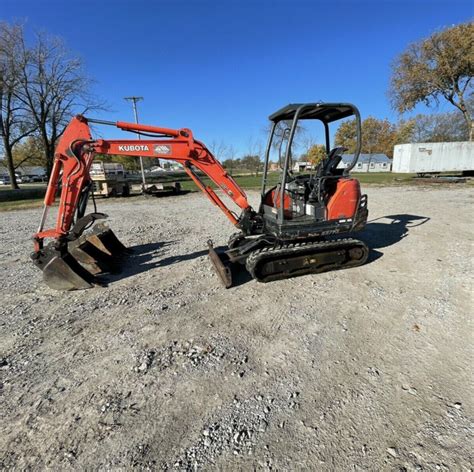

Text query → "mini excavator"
[31,102,369,290]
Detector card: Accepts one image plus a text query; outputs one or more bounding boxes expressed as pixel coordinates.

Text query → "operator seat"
[318,147,347,177]
[309,147,348,204]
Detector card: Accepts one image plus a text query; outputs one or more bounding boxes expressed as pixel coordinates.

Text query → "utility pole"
[124,96,146,190]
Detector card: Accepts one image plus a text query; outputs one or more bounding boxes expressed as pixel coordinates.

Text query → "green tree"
[389,22,474,140]
[334,117,397,157]
[363,117,397,157]
[241,154,262,176]
[334,119,357,153]
[394,119,416,145]
[305,144,326,167]
[12,135,45,168]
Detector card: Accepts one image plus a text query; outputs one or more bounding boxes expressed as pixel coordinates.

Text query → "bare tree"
[245,136,264,176]
[15,29,105,176]
[264,120,306,151]
[0,23,37,189]
[411,110,470,143]
[208,139,229,162]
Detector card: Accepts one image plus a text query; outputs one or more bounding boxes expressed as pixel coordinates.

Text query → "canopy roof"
[269,103,357,123]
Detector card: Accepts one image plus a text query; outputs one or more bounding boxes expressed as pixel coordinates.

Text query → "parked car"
[31,175,47,182]
[0,175,11,185]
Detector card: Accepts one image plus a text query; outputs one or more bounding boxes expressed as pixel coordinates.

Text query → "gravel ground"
[0,185,473,470]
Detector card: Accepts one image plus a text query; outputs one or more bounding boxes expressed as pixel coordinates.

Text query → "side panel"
[327,178,360,220]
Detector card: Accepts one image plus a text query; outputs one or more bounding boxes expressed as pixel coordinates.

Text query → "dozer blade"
[208,240,233,288]
[31,244,96,291]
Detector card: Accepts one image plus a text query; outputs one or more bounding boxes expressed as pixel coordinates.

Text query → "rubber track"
[245,238,369,283]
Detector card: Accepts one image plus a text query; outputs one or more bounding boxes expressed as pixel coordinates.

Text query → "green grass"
[0,198,46,211]
[178,173,280,192]
[354,172,416,184]
[178,172,416,191]
[0,171,468,211]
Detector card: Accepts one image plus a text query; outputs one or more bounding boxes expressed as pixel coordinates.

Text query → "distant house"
[0,163,46,178]
[157,162,183,171]
[338,154,392,173]
[17,166,47,178]
[293,161,316,172]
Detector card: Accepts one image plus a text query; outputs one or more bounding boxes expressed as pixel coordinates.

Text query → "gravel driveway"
[1,185,472,470]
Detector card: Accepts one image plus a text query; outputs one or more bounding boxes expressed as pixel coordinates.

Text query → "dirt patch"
[0,186,472,470]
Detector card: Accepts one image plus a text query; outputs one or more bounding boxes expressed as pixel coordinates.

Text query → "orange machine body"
[327,178,360,220]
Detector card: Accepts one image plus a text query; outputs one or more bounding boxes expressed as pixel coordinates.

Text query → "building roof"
[0,164,46,175]
[341,153,391,164]
[19,166,46,174]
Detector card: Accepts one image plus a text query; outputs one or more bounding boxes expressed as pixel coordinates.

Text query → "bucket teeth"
[89,223,131,256]
[69,237,121,275]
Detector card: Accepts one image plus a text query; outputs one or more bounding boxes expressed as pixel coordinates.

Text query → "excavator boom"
[32,115,254,290]
[34,115,251,246]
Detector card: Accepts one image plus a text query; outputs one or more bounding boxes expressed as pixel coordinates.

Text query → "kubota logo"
[154,145,172,155]
[118,145,149,152]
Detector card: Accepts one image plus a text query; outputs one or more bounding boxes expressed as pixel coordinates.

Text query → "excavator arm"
[34,115,252,248]
[32,115,254,290]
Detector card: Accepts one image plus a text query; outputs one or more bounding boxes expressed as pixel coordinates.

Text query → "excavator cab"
[258,103,368,239]
[222,103,369,284]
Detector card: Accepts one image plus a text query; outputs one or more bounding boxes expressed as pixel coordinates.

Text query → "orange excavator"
[31,102,369,290]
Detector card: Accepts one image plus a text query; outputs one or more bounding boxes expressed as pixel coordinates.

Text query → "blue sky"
[2,0,472,155]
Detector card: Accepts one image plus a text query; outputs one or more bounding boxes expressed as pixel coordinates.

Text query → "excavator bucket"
[32,243,97,291]
[32,221,130,291]
[208,240,233,288]
[66,222,130,277]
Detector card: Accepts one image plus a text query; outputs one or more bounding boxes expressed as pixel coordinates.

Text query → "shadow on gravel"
[104,241,208,283]
[358,214,430,263]
[103,214,430,285]
[105,241,254,287]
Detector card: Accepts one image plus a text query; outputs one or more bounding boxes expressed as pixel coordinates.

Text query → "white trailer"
[90,162,130,197]
[393,142,474,175]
